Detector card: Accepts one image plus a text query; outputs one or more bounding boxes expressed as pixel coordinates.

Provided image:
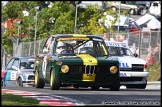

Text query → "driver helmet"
[56,41,66,54]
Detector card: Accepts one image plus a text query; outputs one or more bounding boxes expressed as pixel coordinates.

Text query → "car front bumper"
[120,71,149,85]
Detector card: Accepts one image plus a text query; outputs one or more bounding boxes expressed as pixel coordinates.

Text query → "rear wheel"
[50,68,60,90]
[35,68,45,88]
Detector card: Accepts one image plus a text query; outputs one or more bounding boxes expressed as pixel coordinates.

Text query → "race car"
[34,34,120,91]
[81,40,149,89]
[105,41,149,89]
[2,56,35,87]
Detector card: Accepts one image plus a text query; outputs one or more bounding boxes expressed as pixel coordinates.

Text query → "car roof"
[50,34,103,39]
[13,56,35,59]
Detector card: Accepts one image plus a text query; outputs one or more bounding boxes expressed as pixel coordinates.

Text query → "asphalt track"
[2,81,161,106]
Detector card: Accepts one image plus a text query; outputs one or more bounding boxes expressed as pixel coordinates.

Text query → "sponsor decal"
[58,37,89,41]
[92,38,103,42]
[120,72,127,77]
[119,60,129,68]
[73,34,87,37]
[120,62,129,68]
[4,70,11,86]
[42,56,47,78]
[105,42,127,48]
[82,41,93,47]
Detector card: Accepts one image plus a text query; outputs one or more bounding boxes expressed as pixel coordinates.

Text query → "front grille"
[132,64,144,71]
[120,68,132,71]
[28,75,34,80]
[120,77,143,81]
[120,64,144,72]
[68,65,110,74]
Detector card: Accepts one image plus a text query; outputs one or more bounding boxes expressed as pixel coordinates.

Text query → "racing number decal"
[42,56,47,78]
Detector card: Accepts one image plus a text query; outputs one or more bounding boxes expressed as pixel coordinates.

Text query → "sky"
[2,1,8,6]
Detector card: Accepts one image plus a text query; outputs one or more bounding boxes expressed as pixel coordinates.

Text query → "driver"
[56,41,66,54]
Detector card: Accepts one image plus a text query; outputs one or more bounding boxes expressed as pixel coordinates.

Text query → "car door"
[10,58,19,81]
[42,36,55,79]
[4,58,19,86]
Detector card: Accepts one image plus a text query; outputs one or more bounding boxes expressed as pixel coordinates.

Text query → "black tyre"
[126,84,147,89]
[73,85,79,89]
[91,86,99,90]
[1,78,4,86]
[35,68,45,88]
[18,78,23,87]
[50,68,60,90]
[110,77,120,91]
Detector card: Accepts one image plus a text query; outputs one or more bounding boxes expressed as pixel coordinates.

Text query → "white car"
[105,41,149,89]
[149,1,161,16]
[2,56,35,87]
[107,1,138,15]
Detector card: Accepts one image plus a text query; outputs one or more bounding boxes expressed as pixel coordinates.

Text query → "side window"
[43,37,55,54]
[6,58,15,70]
[12,59,19,68]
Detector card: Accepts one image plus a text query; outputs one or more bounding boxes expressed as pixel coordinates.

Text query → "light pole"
[117,1,121,41]
[17,20,22,56]
[74,1,79,33]
[34,6,40,56]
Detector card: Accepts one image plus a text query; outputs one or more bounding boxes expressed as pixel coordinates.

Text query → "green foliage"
[147,60,161,81]
[2,1,129,55]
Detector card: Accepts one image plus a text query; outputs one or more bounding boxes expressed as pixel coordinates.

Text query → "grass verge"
[1,93,47,106]
[147,60,161,81]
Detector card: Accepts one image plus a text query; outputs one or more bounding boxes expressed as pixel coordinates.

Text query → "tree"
[2,1,129,55]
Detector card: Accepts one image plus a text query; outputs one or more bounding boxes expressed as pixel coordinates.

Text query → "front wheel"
[50,68,60,90]
[91,86,99,90]
[18,78,23,87]
[35,68,45,88]
[126,84,147,89]
[110,84,120,91]
[110,77,120,91]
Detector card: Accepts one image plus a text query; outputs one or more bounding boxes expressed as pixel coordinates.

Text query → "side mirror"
[134,53,138,57]
[43,48,48,54]
[12,66,18,71]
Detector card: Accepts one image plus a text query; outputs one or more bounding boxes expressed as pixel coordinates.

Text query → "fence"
[13,39,47,57]
[2,31,161,67]
[107,30,161,65]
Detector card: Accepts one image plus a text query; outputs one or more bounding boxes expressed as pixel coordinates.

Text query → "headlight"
[56,61,62,65]
[144,64,147,70]
[110,66,118,74]
[61,65,69,73]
